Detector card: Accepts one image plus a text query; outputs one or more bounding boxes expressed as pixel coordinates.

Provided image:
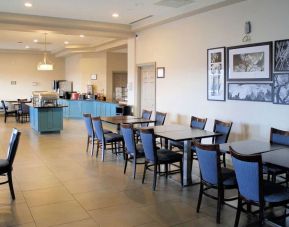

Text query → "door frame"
[136,62,156,116]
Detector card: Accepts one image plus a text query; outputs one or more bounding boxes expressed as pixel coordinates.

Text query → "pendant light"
[37,33,53,71]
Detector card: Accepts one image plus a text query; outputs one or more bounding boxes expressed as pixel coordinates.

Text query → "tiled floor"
[0,118,287,227]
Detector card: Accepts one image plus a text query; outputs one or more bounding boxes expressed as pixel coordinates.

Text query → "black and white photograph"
[227,42,272,81]
[228,83,273,102]
[274,39,289,72]
[207,47,226,101]
[273,74,289,105]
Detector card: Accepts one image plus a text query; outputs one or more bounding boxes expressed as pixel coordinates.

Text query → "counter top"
[27,103,68,108]
[59,98,120,105]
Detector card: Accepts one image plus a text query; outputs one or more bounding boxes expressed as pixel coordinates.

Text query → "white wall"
[131,0,289,141]
[0,52,64,100]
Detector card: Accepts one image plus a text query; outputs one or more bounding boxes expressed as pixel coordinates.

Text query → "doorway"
[137,63,156,116]
[112,72,128,102]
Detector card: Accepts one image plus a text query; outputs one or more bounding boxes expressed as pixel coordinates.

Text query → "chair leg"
[91,139,94,156]
[222,153,226,167]
[86,136,90,153]
[153,164,157,191]
[7,172,15,200]
[196,182,203,212]
[101,143,105,161]
[124,153,128,175]
[259,207,264,227]
[133,156,137,179]
[4,114,7,123]
[217,188,222,224]
[96,141,99,156]
[234,197,242,227]
[165,164,168,178]
[180,160,183,187]
[142,162,147,184]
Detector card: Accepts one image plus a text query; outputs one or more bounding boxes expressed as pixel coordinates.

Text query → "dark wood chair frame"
[121,124,146,179]
[140,128,183,191]
[155,111,167,147]
[17,101,30,123]
[195,142,237,224]
[230,147,289,227]
[135,109,153,142]
[83,113,99,156]
[0,129,21,200]
[213,119,233,167]
[1,100,18,123]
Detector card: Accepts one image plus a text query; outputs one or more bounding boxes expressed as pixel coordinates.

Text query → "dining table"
[151,124,222,186]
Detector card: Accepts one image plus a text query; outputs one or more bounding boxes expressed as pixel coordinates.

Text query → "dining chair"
[121,124,145,179]
[231,147,289,227]
[264,127,289,185]
[83,114,112,156]
[140,128,183,191]
[0,128,21,200]
[92,117,123,161]
[195,142,237,224]
[17,102,30,123]
[1,100,18,123]
[154,111,167,147]
[213,120,233,167]
[135,109,153,142]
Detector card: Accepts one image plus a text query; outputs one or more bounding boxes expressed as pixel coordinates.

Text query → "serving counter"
[57,99,118,119]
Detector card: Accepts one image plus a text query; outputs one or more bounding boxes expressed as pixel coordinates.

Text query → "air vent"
[130,15,153,25]
[155,0,195,8]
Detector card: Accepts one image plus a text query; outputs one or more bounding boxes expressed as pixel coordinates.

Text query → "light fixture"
[37,33,53,71]
[112,13,119,18]
[25,45,30,49]
[33,39,38,43]
[64,41,69,45]
[24,2,32,7]
[80,34,85,38]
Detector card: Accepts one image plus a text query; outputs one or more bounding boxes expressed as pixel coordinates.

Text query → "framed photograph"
[91,74,97,80]
[228,83,273,102]
[274,39,289,72]
[157,67,165,78]
[227,42,272,81]
[207,47,226,101]
[273,73,289,105]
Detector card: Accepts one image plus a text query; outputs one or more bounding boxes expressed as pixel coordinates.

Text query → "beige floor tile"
[30,201,89,227]
[13,222,37,227]
[0,203,34,226]
[23,186,74,207]
[88,204,154,227]
[55,218,99,227]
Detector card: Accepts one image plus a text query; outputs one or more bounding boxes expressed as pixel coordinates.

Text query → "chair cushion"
[103,129,112,134]
[221,167,237,186]
[157,149,183,163]
[104,133,123,143]
[170,140,184,149]
[264,181,289,204]
[0,159,10,174]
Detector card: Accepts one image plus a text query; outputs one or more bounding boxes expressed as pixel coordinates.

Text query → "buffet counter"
[57,99,118,119]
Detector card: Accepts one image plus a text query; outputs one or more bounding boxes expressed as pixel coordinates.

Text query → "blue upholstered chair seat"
[0,159,10,173]
[263,181,289,203]
[103,129,112,134]
[221,168,237,186]
[104,133,123,143]
[156,149,183,163]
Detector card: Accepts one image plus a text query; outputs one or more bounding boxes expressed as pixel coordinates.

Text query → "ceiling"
[0,0,245,56]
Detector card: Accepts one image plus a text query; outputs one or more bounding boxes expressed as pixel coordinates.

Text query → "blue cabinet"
[59,99,117,118]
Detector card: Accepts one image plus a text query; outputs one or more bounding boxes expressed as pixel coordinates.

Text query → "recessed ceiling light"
[112,13,119,18]
[64,41,69,45]
[33,39,38,43]
[25,45,30,49]
[80,34,85,38]
[24,2,32,8]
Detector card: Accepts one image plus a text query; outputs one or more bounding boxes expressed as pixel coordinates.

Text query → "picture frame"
[228,83,273,102]
[91,74,97,80]
[273,73,289,105]
[157,67,165,78]
[207,47,226,101]
[274,39,289,72]
[227,42,272,81]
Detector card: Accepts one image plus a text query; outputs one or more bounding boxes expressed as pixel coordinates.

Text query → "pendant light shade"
[37,33,53,71]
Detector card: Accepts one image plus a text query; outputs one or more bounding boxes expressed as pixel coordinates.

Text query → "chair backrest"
[190,116,207,129]
[6,128,21,167]
[83,113,94,137]
[213,120,233,144]
[121,124,137,156]
[230,147,263,203]
[20,102,29,114]
[155,111,167,126]
[270,127,289,146]
[194,143,221,185]
[140,128,157,163]
[1,100,7,113]
[141,110,152,127]
[92,117,104,142]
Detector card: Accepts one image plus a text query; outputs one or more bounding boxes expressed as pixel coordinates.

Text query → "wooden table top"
[262,148,289,170]
[220,140,286,155]
[101,116,155,125]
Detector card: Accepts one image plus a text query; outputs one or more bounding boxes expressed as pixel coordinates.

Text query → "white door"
[140,65,156,114]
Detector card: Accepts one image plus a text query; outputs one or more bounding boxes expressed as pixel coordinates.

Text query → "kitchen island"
[57,99,118,119]
[28,104,67,134]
